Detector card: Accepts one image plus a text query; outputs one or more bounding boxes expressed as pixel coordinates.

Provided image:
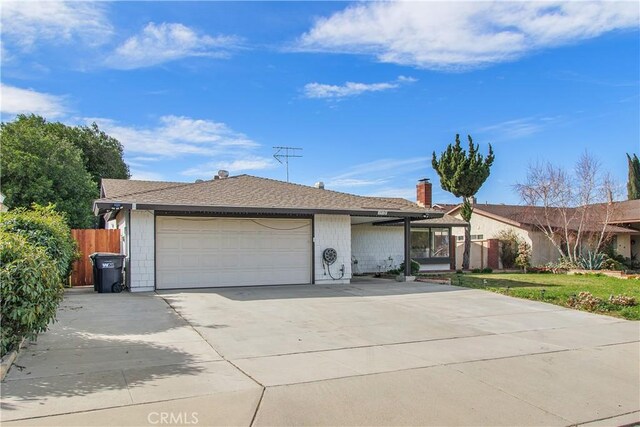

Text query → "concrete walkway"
[2,280,639,426]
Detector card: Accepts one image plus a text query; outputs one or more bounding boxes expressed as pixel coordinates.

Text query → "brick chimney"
[416,178,432,208]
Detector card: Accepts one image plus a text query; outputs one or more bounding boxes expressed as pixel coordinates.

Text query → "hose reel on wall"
[322,247,345,280]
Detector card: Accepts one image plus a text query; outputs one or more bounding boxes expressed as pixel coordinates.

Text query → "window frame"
[410,226,451,265]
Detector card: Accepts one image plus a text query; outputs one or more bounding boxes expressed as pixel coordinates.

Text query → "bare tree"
[515,152,619,264]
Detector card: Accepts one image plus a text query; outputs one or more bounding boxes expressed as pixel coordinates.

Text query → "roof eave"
[94,201,444,219]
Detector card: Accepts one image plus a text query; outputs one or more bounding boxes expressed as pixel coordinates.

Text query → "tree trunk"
[461,197,473,270]
[463,225,471,270]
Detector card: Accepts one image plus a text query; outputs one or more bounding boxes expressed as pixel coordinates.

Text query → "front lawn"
[438,273,640,320]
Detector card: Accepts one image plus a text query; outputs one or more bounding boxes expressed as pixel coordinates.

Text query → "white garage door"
[156,216,312,289]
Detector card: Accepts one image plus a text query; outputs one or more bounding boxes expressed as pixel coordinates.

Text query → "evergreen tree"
[1,115,97,228]
[627,153,640,200]
[0,114,130,228]
[432,134,495,269]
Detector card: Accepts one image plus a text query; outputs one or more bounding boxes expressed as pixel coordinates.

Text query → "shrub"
[567,291,602,311]
[397,259,421,275]
[623,254,640,271]
[608,295,637,307]
[601,256,626,271]
[0,231,64,356]
[495,229,520,269]
[578,251,605,271]
[471,268,482,273]
[0,204,77,281]
[481,268,493,273]
[546,257,580,273]
[515,241,532,272]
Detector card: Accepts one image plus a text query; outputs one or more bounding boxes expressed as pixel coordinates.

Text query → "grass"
[432,272,640,320]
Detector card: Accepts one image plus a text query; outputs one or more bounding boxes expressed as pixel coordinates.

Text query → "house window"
[432,228,450,257]
[411,229,431,259]
[457,235,464,241]
[410,228,450,262]
[471,234,484,240]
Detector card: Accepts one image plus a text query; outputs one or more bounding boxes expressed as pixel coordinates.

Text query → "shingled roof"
[448,203,635,234]
[95,175,443,218]
[100,179,187,199]
[604,199,640,224]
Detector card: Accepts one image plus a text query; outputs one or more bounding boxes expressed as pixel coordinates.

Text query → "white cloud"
[85,116,258,157]
[181,156,276,177]
[105,22,240,69]
[0,84,67,118]
[304,75,416,99]
[86,115,271,177]
[0,41,12,64]
[329,157,431,181]
[298,1,639,70]
[1,1,112,49]
[129,170,166,181]
[323,157,431,193]
[478,116,561,139]
[85,115,257,157]
[363,187,417,201]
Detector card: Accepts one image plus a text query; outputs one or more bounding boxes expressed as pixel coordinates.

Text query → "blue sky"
[1,1,639,204]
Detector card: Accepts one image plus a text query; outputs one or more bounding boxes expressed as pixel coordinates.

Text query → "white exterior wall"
[129,210,155,292]
[314,214,351,284]
[615,233,632,258]
[528,231,560,266]
[450,209,559,268]
[115,211,127,257]
[450,210,531,244]
[351,224,403,273]
[113,211,129,287]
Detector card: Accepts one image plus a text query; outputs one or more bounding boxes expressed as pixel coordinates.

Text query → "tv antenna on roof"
[273,146,302,182]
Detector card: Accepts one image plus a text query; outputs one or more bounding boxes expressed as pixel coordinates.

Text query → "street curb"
[0,338,26,381]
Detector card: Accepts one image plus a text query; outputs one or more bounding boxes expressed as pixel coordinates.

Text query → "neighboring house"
[605,199,640,260]
[94,173,465,291]
[445,201,639,269]
[0,193,7,212]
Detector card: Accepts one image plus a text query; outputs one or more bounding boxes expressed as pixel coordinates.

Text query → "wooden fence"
[70,229,121,286]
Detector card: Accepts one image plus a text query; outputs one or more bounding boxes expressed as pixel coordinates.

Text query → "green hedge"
[0,205,75,356]
[0,204,78,281]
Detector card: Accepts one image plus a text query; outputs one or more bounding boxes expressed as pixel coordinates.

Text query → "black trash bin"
[90,253,126,293]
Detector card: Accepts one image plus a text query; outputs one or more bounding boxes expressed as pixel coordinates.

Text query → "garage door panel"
[157,236,181,250]
[156,217,312,289]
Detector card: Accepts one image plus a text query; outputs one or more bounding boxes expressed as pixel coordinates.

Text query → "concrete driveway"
[2,279,639,426]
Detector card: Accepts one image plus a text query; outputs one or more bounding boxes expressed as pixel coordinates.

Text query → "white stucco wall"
[450,209,560,268]
[129,210,155,292]
[351,224,403,273]
[528,231,560,266]
[615,233,632,258]
[314,214,351,284]
[450,210,531,244]
[455,240,489,270]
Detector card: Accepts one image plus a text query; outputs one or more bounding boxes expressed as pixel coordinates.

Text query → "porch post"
[404,217,411,276]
